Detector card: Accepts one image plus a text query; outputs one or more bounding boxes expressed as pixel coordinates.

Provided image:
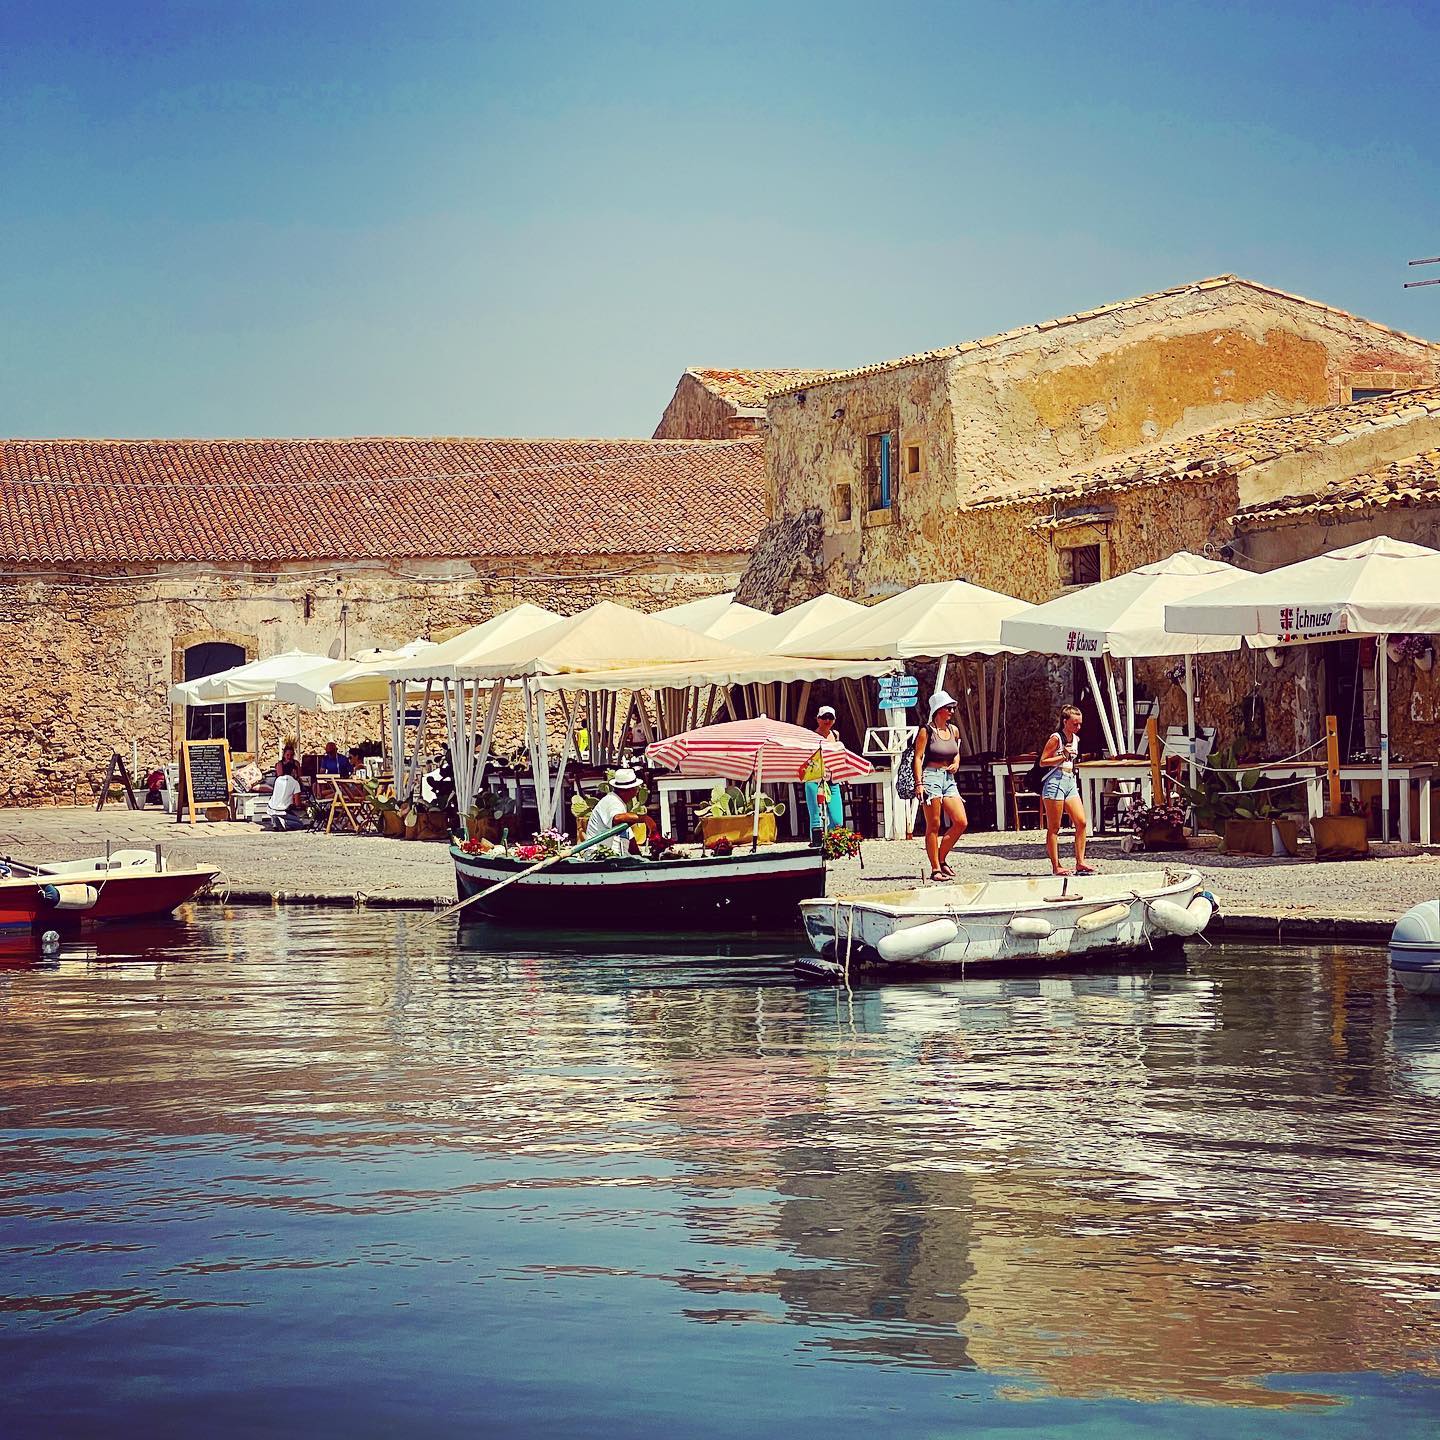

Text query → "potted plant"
[1170,743,1293,855]
[1311,792,1370,860]
[1390,633,1435,672]
[465,787,516,842]
[820,825,863,861]
[697,783,785,847]
[364,779,406,838]
[1130,800,1188,851]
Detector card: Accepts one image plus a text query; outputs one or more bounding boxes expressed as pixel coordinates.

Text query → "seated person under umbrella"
[584,767,652,855]
[318,741,352,777]
[265,760,309,831]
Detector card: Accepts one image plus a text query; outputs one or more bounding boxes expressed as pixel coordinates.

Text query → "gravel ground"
[2,805,1435,935]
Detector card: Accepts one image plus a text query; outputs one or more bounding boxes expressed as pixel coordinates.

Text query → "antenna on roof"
[1404,256,1440,289]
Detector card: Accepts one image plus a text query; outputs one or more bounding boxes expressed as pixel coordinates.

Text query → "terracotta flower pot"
[1222,818,1273,855]
[1311,813,1369,860]
[702,813,777,848]
[1140,822,1186,851]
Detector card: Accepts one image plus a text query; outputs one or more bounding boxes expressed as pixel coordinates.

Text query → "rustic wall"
[0,553,745,805]
[653,373,756,440]
[761,279,1440,604]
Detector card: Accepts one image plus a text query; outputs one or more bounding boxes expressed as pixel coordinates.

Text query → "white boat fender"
[1149,893,1215,938]
[39,883,99,911]
[1390,899,1440,972]
[1074,902,1131,934]
[876,918,960,964]
[1006,915,1053,939]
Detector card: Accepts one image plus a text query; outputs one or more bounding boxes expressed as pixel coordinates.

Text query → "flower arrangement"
[709,837,734,856]
[458,835,492,856]
[1130,801,1188,838]
[1390,633,1433,662]
[821,825,863,860]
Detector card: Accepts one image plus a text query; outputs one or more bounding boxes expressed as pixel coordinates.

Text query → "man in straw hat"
[584,766,650,856]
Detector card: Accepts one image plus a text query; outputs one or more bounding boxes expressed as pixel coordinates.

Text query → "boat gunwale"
[802,867,1205,923]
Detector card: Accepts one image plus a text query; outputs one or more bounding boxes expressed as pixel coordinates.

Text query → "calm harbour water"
[1,911,1438,1438]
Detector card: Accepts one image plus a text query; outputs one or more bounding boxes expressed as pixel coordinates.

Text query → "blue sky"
[3,0,1438,438]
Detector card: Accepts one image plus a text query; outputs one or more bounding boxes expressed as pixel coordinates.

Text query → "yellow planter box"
[701,813,777,847]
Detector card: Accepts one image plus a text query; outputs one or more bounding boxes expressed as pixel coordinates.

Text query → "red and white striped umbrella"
[646,717,873,783]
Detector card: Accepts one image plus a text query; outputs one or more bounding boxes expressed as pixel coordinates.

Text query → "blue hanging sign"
[876,675,920,709]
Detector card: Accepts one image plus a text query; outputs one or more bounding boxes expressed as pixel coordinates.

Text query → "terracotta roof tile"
[765,276,1440,399]
[0,436,765,565]
[969,386,1440,512]
[1234,448,1440,528]
[685,368,834,409]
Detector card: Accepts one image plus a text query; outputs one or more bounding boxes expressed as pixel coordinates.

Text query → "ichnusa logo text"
[1279,605,1338,636]
[1066,630,1101,654]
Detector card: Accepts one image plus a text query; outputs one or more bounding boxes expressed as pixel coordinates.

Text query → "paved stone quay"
[1,806,1434,941]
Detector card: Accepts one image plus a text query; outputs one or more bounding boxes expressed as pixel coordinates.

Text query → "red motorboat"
[0,848,218,942]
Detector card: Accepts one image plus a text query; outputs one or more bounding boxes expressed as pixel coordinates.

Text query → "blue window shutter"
[879,433,892,508]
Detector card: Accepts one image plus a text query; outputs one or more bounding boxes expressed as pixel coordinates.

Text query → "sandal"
[930,870,948,883]
[1075,864,1098,876]
[939,863,956,879]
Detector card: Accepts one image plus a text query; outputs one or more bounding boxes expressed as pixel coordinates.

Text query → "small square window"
[834,483,853,523]
[1060,543,1102,586]
[904,444,921,476]
[1350,387,1395,402]
[864,431,895,511]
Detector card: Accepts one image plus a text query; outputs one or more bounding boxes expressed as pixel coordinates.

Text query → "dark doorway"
[184,641,249,753]
[1323,639,1363,761]
[1070,659,1108,759]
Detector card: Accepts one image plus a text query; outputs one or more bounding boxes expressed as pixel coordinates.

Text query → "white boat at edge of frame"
[798,867,1215,976]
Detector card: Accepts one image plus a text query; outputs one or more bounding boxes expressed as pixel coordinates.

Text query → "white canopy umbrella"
[654,592,768,639]
[273,641,438,711]
[167,649,337,706]
[999,551,1252,762]
[1165,536,1440,836]
[726,594,867,656]
[788,579,1035,761]
[785,579,1031,661]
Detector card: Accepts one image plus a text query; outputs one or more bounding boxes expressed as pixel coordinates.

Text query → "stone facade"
[756,276,1440,601]
[0,434,764,805]
[653,368,832,440]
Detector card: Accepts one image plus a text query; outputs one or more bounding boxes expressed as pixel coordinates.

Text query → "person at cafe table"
[318,741,352,778]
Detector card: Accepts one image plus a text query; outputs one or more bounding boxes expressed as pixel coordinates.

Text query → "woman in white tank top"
[1038,703,1092,876]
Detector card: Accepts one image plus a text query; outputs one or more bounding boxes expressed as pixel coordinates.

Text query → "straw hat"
[610,766,641,791]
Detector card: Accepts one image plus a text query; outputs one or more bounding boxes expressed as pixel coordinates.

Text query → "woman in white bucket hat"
[911,690,967,881]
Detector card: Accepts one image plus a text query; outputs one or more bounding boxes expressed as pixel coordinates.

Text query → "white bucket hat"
[610,766,641,791]
[928,690,957,718]
[816,705,837,719]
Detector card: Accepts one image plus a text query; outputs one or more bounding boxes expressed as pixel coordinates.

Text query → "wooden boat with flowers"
[0,848,218,946]
[798,867,1216,979]
[449,718,873,932]
[451,836,826,929]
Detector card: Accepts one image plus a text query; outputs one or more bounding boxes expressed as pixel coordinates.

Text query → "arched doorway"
[183,641,249,753]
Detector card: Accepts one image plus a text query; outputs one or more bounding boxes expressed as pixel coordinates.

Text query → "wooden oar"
[422,822,634,926]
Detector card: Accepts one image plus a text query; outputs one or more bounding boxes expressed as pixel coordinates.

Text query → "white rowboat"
[799,867,1214,977]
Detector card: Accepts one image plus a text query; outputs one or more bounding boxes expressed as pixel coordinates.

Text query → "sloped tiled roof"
[968,387,1440,512]
[765,276,1440,399]
[686,368,835,409]
[0,436,765,564]
[1235,449,1440,528]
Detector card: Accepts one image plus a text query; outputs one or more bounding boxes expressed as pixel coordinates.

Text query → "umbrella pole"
[1184,654,1199,791]
[1083,657,1120,756]
[1104,656,1127,756]
[1380,638,1391,840]
[751,750,764,853]
[1125,658,1136,754]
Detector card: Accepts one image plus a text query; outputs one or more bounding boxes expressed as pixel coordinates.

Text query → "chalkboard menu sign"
[178,739,233,824]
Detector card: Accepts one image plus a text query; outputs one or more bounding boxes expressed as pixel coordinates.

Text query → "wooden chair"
[1004,755,1044,830]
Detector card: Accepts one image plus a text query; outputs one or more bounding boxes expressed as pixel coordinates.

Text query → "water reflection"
[0,912,1437,1433]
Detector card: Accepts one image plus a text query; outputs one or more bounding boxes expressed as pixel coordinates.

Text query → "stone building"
[738,276,1440,785]
[745,274,1440,608]
[0,435,764,804]
[653,368,832,440]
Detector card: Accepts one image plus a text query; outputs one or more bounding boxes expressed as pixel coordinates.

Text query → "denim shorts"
[922,767,960,801]
[1041,770,1079,802]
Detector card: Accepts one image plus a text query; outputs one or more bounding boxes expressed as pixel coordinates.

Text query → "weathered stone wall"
[0,553,745,805]
[652,374,758,440]
[762,281,1440,603]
